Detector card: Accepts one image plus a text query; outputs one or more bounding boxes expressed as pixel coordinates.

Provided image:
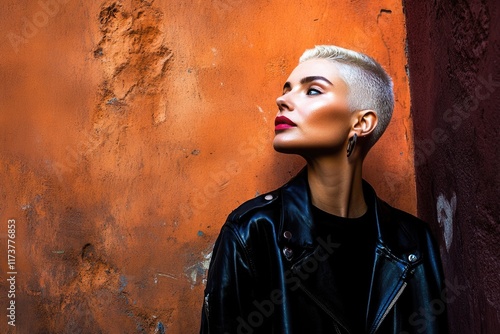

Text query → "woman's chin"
[272,140,304,155]
[273,142,293,154]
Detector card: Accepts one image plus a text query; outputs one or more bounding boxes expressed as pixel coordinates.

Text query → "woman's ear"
[352,109,378,137]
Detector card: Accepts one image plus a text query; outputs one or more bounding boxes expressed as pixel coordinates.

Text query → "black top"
[311,204,378,333]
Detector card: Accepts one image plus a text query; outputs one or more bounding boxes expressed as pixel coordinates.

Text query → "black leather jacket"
[200,169,448,333]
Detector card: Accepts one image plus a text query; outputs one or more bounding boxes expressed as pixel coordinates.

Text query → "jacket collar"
[278,168,316,252]
[278,167,418,259]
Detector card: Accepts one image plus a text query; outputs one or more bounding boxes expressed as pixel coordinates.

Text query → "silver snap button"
[264,194,273,201]
[408,254,417,262]
[283,247,293,258]
[283,231,292,240]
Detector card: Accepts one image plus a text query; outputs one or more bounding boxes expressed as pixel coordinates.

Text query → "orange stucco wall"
[0,0,413,332]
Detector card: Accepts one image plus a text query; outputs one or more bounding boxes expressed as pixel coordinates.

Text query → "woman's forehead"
[286,59,346,87]
[289,59,341,79]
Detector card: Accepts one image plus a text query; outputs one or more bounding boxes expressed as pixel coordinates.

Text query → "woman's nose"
[276,94,293,112]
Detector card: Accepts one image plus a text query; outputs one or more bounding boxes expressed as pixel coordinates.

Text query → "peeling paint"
[184,249,213,287]
[154,272,178,284]
[94,0,173,123]
[119,275,128,292]
[436,192,456,252]
[155,321,166,334]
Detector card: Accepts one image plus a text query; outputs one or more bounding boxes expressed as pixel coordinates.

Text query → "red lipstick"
[275,116,296,131]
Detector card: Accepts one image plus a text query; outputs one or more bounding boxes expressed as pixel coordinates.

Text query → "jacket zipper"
[297,284,348,334]
[371,281,408,334]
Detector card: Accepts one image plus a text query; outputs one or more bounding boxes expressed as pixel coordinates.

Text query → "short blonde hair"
[300,45,394,149]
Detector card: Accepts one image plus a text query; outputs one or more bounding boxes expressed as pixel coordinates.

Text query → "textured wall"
[0,0,413,332]
[404,0,500,333]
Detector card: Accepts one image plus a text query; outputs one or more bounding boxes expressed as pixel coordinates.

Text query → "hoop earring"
[346,133,358,158]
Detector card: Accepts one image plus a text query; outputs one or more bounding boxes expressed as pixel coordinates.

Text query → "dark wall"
[404,0,500,333]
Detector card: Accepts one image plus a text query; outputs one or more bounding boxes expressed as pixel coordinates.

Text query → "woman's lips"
[275,124,294,130]
[275,116,296,131]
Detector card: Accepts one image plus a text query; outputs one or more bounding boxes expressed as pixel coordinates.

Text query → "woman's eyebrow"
[282,76,333,91]
[300,76,333,85]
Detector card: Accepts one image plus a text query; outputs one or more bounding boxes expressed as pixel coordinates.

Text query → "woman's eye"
[307,88,321,95]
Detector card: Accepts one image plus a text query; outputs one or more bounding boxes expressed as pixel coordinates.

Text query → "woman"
[200,45,448,334]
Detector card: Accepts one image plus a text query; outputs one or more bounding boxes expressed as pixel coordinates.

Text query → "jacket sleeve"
[200,222,256,334]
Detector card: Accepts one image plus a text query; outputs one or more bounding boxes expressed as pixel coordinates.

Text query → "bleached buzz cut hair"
[300,45,394,150]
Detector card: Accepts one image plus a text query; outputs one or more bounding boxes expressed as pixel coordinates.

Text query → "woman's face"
[273,58,353,157]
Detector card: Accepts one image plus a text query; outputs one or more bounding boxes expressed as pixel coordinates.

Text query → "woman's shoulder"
[213,189,283,253]
[376,198,441,252]
[378,199,430,231]
[364,180,432,236]
[226,189,281,225]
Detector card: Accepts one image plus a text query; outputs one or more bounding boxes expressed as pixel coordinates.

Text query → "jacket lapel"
[278,168,315,252]
[364,183,415,333]
[365,244,410,334]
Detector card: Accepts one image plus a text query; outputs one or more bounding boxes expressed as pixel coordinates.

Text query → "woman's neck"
[306,155,366,218]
